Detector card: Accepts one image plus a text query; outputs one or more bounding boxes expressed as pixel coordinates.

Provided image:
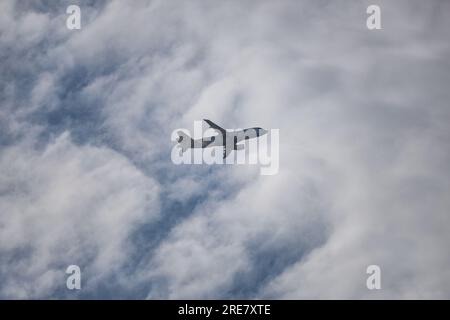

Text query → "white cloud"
[1,0,450,299]
[0,132,159,298]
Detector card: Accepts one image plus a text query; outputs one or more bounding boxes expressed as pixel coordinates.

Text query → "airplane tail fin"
[177,130,192,152]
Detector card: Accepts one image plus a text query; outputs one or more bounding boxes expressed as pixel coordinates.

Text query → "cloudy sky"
[1,0,450,299]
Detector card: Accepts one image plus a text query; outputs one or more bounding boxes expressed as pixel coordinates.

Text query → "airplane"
[176,119,268,159]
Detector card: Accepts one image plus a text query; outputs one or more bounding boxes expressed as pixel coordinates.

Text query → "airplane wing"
[204,120,231,158]
[204,119,226,134]
[223,145,233,159]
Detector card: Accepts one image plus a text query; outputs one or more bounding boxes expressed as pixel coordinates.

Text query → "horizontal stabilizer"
[177,130,192,152]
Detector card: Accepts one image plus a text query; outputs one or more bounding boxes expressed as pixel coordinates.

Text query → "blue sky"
[1,0,450,299]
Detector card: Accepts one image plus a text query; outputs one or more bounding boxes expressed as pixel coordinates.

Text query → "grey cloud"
[1,0,450,299]
[0,132,160,298]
